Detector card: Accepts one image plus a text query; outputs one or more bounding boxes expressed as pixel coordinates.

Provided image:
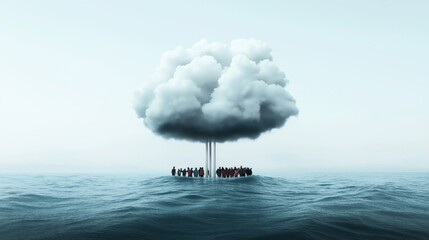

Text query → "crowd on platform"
[171,166,252,177]
[171,167,205,177]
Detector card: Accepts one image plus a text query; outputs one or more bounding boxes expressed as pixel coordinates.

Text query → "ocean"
[0,173,428,240]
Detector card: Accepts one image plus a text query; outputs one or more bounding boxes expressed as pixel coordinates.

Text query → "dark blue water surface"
[0,173,428,240]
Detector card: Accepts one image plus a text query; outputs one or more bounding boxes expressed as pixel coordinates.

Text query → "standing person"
[171,166,176,176]
[216,167,221,178]
[178,168,182,176]
[193,167,198,177]
[239,166,245,177]
[183,168,187,177]
[187,168,192,177]
[199,167,204,177]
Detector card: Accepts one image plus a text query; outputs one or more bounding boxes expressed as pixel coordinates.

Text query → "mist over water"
[1,173,428,240]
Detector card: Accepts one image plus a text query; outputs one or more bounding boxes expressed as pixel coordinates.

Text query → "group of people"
[216,167,252,178]
[171,167,206,177]
[171,166,252,178]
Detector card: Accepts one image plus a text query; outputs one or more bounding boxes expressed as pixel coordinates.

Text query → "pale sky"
[1,0,428,174]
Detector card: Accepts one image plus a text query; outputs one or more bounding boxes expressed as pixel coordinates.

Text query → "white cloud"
[134,39,298,142]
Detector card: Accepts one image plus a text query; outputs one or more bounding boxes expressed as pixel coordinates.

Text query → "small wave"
[11,193,71,201]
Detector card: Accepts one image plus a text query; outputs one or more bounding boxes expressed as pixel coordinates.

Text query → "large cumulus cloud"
[134,39,298,142]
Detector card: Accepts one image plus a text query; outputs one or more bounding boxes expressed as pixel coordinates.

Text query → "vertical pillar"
[214,141,216,178]
[205,139,208,178]
[209,139,212,177]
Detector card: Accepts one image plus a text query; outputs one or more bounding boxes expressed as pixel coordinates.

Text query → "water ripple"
[0,173,428,240]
